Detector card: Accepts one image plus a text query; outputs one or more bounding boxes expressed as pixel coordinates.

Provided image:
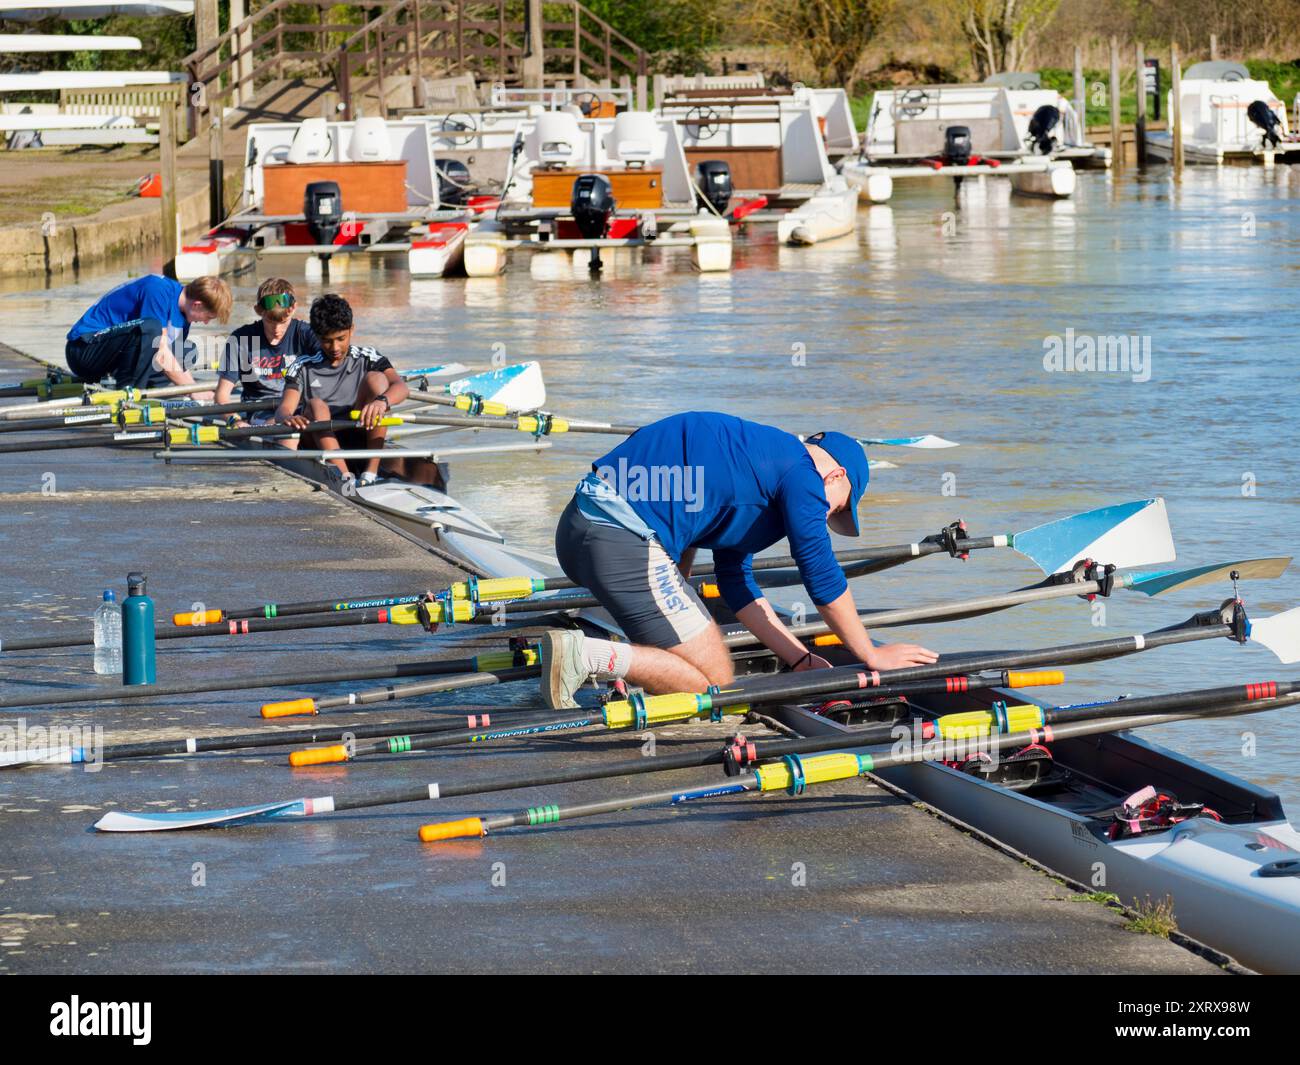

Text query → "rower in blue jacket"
[542,411,938,708]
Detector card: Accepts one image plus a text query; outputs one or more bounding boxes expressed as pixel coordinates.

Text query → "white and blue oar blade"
[447,361,546,412]
[94,799,308,833]
[1012,498,1176,575]
[857,434,959,449]
[1127,557,1292,597]
[1249,607,1300,665]
[400,363,470,380]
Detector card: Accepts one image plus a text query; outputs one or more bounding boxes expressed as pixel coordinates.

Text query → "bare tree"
[751,0,894,88]
[957,0,1062,78]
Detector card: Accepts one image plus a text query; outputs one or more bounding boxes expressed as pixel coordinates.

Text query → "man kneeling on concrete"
[541,411,938,708]
[65,274,231,396]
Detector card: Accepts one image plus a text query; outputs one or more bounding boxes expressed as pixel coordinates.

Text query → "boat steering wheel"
[683,106,720,141]
[898,89,930,118]
[574,91,602,117]
[439,113,479,145]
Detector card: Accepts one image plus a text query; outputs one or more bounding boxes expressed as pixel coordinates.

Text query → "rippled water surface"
[3,164,1299,809]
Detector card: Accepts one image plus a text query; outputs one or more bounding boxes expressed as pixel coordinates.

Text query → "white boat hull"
[777,180,858,245]
[408,222,468,278]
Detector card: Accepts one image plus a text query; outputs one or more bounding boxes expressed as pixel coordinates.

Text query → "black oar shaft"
[0,655,513,710]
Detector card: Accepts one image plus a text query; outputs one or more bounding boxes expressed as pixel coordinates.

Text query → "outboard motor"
[694,160,733,214]
[1247,100,1282,147]
[436,158,472,208]
[571,173,616,239]
[1027,104,1061,154]
[943,125,972,166]
[303,180,342,245]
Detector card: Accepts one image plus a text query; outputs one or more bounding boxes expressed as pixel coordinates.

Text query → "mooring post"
[160,103,179,272]
[1073,46,1085,137]
[1171,43,1183,175]
[208,105,224,228]
[1135,42,1147,168]
[1109,36,1122,166]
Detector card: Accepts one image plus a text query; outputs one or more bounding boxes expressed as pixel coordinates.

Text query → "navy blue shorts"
[554,497,712,648]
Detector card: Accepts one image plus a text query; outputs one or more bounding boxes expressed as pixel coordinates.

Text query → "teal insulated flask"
[122,571,156,686]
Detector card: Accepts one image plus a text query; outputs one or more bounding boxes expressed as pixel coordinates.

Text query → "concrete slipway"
[0,344,1221,974]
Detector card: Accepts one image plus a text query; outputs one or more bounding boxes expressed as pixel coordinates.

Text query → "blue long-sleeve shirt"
[589,412,848,611]
[67,275,187,343]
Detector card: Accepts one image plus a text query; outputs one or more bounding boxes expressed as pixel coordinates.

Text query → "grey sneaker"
[540,629,589,709]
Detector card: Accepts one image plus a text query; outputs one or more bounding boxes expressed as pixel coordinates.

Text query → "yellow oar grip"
[346,413,404,425]
[165,425,220,445]
[386,599,476,625]
[289,744,349,767]
[261,698,317,719]
[172,608,223,626]
[472,647,539,671]
[699,582,720,599]
[452,395,510,417]
[935,703,1045,740]
[756,751,865,792]
[449,576,544,602]
[419,817,485,843]
[813,634,843,647]
[602,692,744,729]
[516,414,568,434]
[1005,670,1065,688]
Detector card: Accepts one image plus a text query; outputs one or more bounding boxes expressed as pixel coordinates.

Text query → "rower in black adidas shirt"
[276,294,409,486]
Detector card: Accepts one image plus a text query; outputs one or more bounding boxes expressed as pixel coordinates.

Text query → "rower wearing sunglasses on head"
[213,279,319,439]
[539,411,939,709]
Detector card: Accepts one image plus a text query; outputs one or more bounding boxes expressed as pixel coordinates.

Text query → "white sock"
[581,637,633,680]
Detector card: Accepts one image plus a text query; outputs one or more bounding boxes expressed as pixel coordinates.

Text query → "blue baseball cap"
[806,431,870,536]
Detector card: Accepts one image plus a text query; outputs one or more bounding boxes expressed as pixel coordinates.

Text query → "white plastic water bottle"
[93,589,122,675]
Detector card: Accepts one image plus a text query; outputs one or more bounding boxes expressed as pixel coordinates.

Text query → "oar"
[0,414,403,455]
[0,397,278,435]
[383,410,960,453]
[0,647,538,711]
[285,670,1066,765]
[630,599,1300,729]
[730,556,1293,640]
[0,377,86,400]
[155,444,546,464]
[414,695,1300,844]
[1,706,543,769]
[92,686,1300,834]
[258,648,542,717]
[0,382,210,419]
[160,499,1182,626]
[172,579,551,627]
[403,360,547,415]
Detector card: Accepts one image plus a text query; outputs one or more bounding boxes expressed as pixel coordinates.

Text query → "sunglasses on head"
[258,293,295,310]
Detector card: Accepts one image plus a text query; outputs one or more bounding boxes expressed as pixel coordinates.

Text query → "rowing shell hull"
[768,680,1300,974]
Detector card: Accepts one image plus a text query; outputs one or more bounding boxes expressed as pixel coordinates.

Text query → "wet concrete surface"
[0,345,1221,973]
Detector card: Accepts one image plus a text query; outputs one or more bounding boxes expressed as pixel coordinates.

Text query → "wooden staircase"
[184,0,650,128]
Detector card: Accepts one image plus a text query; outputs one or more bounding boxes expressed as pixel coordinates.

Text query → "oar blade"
[858,434,959,449]
[1249,607,1300,665]
[447,361,546,412]
[400,362,470,380]
[1128,557,1292,597]
[1012,498,1176,575]
[93,799,308,833]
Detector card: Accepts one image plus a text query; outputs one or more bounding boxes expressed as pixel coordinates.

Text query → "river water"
[2,164,1298,810]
